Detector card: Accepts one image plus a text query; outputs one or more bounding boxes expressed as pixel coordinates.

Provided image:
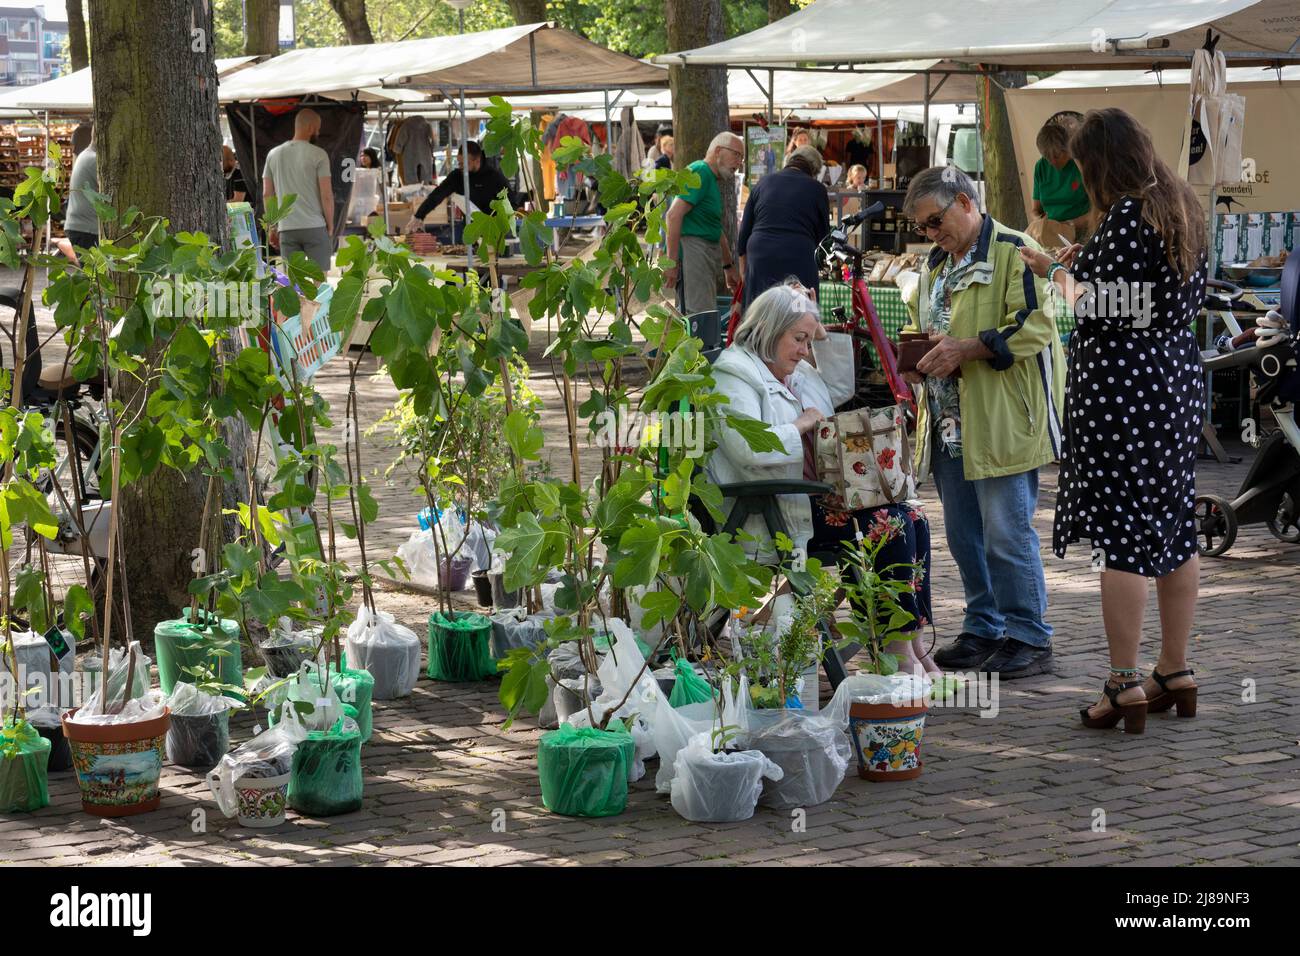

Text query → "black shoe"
[932,633,1005,669]
[981,638,1054,679]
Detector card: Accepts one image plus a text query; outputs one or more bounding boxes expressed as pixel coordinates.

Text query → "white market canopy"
[1023,65,1300,89]
[0,57,260,113]
[655,0,1300,70]
[219,23,667,104]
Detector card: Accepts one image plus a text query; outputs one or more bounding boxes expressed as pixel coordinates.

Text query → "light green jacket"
[903,215,1066,482]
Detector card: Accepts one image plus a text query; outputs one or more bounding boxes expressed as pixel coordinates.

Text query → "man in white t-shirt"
[262,109,334,270]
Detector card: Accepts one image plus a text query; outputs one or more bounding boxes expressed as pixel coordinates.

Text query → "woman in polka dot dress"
[1019,108,1204,734]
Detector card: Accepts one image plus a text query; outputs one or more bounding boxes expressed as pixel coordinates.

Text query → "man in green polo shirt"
[1028,121,1092,247]
[663,132,744,314]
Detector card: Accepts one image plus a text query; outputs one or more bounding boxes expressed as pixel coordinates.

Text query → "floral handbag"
[813,406,915,510]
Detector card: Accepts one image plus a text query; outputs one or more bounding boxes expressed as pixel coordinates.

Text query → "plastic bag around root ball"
[75,642,155,720]
[488,610,551,661]
[823,672,933,729]
[345,605,421,700]
[670,731,783,823]
[537,719,634,818]
[288,717,364,817]
[668,656,713,708]
[653,675,747,794]
[166,710,230,770]
[0,719,52,812]
[741,709,851,810]
[208,703,308,819]
[427,611,496,682]
[309,663,375,743]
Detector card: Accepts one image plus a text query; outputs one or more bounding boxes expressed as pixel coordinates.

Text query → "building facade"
[0,5,69,87]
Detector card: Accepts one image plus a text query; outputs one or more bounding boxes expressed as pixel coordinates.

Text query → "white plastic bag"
[72,641,158,721]
[653,675,748,794]
[345,605,421,700]
[396,530,441,588]
[166,681,241,717]
[741,709,851,809]
[207,703,309,818]
[824,672,933,729]
[11,629,75,710]
[282,663,344,731]
[488,609,550,660]
[670,731,783,822]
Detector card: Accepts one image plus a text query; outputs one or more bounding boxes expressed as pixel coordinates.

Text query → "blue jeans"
[929,446,1053,647]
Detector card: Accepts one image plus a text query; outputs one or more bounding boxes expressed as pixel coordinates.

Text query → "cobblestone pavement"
[2,294,1298,866]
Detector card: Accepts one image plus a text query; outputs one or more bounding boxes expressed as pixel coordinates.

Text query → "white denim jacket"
[707,343,853,562]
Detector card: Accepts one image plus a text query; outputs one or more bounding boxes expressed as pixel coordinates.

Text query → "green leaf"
[725,413,787,454]
[638,588,681,630]
[504,409,544,462]
[610,517,675,589]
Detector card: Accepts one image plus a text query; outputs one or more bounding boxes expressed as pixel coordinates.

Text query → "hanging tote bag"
[812,405,915,510]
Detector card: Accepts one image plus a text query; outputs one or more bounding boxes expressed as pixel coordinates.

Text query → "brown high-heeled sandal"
[1080,679,1147,734]
[1147,667,1197,718]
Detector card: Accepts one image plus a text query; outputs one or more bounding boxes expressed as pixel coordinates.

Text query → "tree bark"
[980,71,1028,231]
[768,0,794,22]
[329,0,375,45]
[666,0,732,292]
[89,0,243,634]
[243,0,280,57]
[66,1,89,71]
[507,0,549,23]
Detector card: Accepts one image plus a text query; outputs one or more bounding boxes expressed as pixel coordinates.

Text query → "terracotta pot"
[61,707,171,817]
[848,699,927,782]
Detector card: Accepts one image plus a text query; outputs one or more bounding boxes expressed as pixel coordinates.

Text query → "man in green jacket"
[901,166,1066,678]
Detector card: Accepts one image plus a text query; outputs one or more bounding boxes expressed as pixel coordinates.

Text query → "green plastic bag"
[288,718,363,816]
[669,656,713,708]
[312,664,375,743]
[427,611,496,681]
[537,719,633,818]
[155,611,244,698]
[0,719,52,812]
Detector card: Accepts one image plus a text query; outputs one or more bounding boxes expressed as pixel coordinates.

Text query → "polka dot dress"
[1052,196,1207,577]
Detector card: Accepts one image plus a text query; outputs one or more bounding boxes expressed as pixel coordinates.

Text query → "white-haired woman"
[708,281,938,674]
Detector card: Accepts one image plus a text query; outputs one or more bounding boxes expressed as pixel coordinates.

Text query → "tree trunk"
[980,72,1028,231]
[666,0,732,293]
[243,0,280,57]
[89,0,243,635]
[329,0,375,45]
[768,0,794,22]
[507,0,549,23]
[66,1,89,71]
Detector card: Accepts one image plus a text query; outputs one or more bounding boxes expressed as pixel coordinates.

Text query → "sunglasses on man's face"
[917,196,958,233]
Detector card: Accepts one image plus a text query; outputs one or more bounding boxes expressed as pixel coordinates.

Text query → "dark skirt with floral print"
[807,499,932,633]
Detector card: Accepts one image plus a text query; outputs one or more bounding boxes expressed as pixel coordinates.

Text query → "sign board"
[745,124,786,188]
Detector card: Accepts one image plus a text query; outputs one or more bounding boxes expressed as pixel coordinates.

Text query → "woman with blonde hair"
[1019,108,1206,733]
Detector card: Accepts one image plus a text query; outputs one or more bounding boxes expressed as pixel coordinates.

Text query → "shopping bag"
[813,405,915,510]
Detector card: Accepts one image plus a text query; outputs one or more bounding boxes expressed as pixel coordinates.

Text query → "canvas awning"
[379,23,668,97]
[655,0,1300,70]
[0,57,260,112]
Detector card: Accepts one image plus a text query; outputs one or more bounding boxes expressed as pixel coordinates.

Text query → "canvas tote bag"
[813,405,915,510]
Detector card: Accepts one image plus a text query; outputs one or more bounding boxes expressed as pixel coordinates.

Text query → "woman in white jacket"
[708,281,938,674]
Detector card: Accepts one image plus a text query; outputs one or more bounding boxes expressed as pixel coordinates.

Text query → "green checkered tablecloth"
[818,282,909,337]
[819,280,1077,342]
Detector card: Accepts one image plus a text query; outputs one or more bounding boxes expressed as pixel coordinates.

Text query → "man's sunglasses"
[917,196,958,232]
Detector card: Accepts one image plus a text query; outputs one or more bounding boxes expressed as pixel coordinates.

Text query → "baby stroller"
[1195,254,1300,555]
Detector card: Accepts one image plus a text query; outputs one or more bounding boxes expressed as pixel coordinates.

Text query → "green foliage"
[833,519,924,676]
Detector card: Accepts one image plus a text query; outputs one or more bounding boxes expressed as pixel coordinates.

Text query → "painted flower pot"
[848,699,927,782]
[233,772,290,828]
[472,569,494,607]
[62,708,171,817]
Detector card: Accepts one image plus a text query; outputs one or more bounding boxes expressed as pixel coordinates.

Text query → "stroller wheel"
[1194,494,1237,557]
[1266,492,1300,544]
